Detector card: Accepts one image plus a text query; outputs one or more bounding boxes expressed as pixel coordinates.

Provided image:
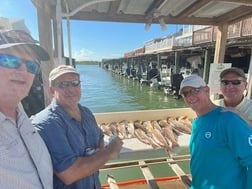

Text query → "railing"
[193,17,252,45]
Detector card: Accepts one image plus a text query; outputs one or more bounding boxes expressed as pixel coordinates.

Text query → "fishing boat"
[159,64,171,87]
[26,0,252,188]
[94,108,195,189]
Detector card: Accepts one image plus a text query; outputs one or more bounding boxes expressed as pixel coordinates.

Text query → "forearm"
[56,147,114,184]
[56,137,122,185]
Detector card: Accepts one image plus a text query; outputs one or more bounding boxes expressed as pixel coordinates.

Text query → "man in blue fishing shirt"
[180,74,252,189]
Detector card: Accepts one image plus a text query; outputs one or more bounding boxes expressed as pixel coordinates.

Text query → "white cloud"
[73,48,95,61]
[64,47,124,61]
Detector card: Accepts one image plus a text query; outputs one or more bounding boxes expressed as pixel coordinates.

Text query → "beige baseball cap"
[49,65,79,84]
[220,67,246,79]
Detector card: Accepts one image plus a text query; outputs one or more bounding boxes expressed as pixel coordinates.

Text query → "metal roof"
[33,0,252,26]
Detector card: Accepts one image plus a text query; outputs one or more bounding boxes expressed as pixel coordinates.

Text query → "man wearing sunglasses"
[215,67,252,127]
[0,29,53,188]
[32,65,123,189]
[180,74,252,189]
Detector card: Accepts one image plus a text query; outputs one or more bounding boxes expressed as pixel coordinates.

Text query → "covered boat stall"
[30,0,252,102]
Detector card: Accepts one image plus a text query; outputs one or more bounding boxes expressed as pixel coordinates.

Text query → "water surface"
[77,64,187,113]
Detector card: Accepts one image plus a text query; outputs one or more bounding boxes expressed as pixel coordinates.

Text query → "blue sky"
[1,0,183,61]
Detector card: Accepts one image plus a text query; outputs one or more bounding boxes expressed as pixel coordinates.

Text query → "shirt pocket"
[0,137,27,159]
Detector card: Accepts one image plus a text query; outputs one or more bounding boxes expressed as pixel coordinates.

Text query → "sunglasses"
[0,54,40,74]
[181,87,204,98]
[54,80,81,89]
[220,80,244,86]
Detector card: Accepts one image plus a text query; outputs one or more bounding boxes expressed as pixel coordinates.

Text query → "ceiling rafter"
[175,0,212,18]
[39,0,252,26]
[216,0,252,5]
[145,0,165,15]
[216,6,252,24]
[163,15,215,25]
[108,0,121,17]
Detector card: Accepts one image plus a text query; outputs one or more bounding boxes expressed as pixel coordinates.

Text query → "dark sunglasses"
[0,54,40,74]
[220,80,244,86]
[181,87,204,98]
[54,80,81,89]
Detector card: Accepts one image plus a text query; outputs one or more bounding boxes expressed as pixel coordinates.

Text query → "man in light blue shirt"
[0,29,53,189]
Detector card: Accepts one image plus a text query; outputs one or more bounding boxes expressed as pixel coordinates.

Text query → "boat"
[159,64,171,87]
[94,108,195,189]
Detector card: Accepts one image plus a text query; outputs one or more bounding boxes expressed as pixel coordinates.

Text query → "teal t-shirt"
[190,106,252,189]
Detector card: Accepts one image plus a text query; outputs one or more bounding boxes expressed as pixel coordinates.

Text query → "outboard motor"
[170,73,184,98]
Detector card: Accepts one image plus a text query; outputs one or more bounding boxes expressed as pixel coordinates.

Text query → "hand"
[106,136,123,159]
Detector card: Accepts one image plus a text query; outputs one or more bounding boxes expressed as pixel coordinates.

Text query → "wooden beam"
[247,50,252,99]
[176,0,212,18]
[214,24,228,63]
[36,2,54,106]
[68,11,216,25]
[216,6,252,25]
[215,0,252,5]
[108,0,121,16]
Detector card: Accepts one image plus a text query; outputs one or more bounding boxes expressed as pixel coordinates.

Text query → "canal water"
[76,64,187,113]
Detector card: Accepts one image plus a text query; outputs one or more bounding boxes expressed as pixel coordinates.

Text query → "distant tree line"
[76,60,101,65]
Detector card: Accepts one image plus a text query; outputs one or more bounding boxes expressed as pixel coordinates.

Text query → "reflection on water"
[77,64,187,113]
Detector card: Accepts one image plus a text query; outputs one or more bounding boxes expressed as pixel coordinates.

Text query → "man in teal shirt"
[180,74,252,189]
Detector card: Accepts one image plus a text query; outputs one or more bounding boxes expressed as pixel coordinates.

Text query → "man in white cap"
[0,29,53,188]
[32,65,123,189]
[215,67,252,127]
[180,74,252,189]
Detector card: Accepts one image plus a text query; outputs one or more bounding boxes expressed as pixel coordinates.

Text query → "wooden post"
[213,24,228,64]
[247,49,252,99]
[174,52,180,74]
[203,48,212,83]
[36,1,54,105]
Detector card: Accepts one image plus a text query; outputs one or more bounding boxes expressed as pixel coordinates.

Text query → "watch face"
[84,147,95,156]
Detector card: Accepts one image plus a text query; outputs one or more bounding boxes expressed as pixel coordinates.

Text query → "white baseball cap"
[179,74,206,94]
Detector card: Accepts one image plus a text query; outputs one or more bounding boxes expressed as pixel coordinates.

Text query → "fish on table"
[98,116,192,157]
[168,116,192,134]
[158,119,179,148]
